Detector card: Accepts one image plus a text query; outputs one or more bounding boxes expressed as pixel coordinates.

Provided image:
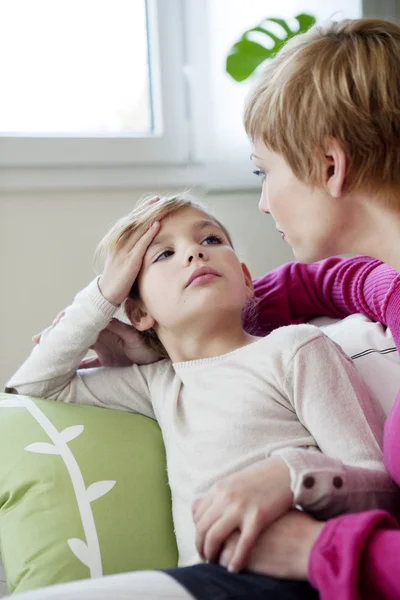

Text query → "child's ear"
[125,299,155,332]
[241,263,254,300]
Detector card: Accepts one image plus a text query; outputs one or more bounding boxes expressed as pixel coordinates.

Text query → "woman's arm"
[249,256,400,337]
[218,508,400,600]
[309,510,400,600]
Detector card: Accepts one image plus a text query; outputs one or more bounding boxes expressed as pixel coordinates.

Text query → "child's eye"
[154,249,173,262]
[202,234,223,245]
[253,168,266,182]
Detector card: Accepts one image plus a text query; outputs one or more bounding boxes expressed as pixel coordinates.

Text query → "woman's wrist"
[295,518,325,579]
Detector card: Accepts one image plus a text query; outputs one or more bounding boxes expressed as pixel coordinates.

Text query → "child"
[6,194,398,600]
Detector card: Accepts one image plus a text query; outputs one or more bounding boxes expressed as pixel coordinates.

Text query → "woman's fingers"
[106,318,138,339]
[78,356,102,369]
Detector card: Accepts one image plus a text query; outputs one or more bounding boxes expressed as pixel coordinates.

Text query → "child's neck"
[160,315,259,363]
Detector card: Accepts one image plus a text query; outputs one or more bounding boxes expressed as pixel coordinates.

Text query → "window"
[0,0,189,167]
[0,0,152,135]
[0,0,395,190]
[202,0,362,164]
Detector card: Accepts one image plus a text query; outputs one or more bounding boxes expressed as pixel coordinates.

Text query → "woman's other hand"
[33,316,161,367]
[219,510,325,580]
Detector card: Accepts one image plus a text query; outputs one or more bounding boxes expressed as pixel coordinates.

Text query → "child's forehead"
[159,207,219,231]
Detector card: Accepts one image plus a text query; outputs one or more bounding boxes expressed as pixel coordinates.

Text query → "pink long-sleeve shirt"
[252,255,400,600]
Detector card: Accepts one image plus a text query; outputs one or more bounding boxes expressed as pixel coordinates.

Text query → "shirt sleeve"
[248,256,400,339]
[5,278,155,419]
[272,330,399,519]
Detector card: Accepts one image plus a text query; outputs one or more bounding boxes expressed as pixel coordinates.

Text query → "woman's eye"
[202,235,223,245]
[253,168,266,182]
[154,249,173,262]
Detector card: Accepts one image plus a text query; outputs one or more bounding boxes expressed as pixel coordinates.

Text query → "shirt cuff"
[272,447,347,517]
[78,277,120,320]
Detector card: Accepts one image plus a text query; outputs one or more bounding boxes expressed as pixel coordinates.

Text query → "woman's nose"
[259,187,270,214]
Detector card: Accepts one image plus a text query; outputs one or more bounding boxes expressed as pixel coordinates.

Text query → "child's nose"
[188,248,208,263]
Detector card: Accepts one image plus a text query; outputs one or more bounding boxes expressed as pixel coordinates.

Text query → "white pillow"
[310,314,400,416]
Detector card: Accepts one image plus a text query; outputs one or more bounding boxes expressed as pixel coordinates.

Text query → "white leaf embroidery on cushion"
[0,398,22,408]
[67,538,90,568]
[24,442,60,455]
[60,425,84,443]
[86,480,116,503]
[2,394,110,577]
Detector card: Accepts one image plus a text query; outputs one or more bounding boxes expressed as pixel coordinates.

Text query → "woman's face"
[251,140,349,263]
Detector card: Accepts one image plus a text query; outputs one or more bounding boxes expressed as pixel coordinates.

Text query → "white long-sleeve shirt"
[6,279,399,566]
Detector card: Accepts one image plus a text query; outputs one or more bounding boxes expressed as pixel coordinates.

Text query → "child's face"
[136,207,252,333]
[251,140,350,263]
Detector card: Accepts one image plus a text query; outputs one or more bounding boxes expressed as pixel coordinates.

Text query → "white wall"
[0,189,294,387]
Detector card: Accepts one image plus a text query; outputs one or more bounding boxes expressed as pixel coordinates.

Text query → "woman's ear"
[125,298,156,332]
[241,263,254,300]
[324,137,347,197]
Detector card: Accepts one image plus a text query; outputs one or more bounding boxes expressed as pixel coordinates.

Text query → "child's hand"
[219,510,325,580]
[33,316,161,367]
[192,456,293,574]
[98,220,161,305]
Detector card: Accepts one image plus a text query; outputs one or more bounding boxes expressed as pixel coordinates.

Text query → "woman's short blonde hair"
[244,18,400,197]
[93,193,234,358]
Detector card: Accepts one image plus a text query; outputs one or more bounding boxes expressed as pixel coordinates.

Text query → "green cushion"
[0,393,178,593]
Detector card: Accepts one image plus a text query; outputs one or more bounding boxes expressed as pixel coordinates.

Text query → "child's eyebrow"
[147,219,221,250]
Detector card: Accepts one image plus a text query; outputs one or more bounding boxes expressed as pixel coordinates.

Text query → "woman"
[210,17,400,600]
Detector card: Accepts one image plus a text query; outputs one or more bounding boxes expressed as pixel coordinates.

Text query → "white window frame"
[0,0,189,165]
[0,0,397,192]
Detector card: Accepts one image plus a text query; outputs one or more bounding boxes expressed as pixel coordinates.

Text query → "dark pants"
[163,563,319,600]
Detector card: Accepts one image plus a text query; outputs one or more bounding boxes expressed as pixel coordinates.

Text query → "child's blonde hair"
[244,18,400,198]
[94,193,235,358]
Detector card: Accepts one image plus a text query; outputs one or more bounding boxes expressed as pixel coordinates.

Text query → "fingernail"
[152,221,159,228]
[228,564,236,573]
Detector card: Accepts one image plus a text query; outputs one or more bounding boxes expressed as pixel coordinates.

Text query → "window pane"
[207,0,362,162]
[0,0,152,135]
